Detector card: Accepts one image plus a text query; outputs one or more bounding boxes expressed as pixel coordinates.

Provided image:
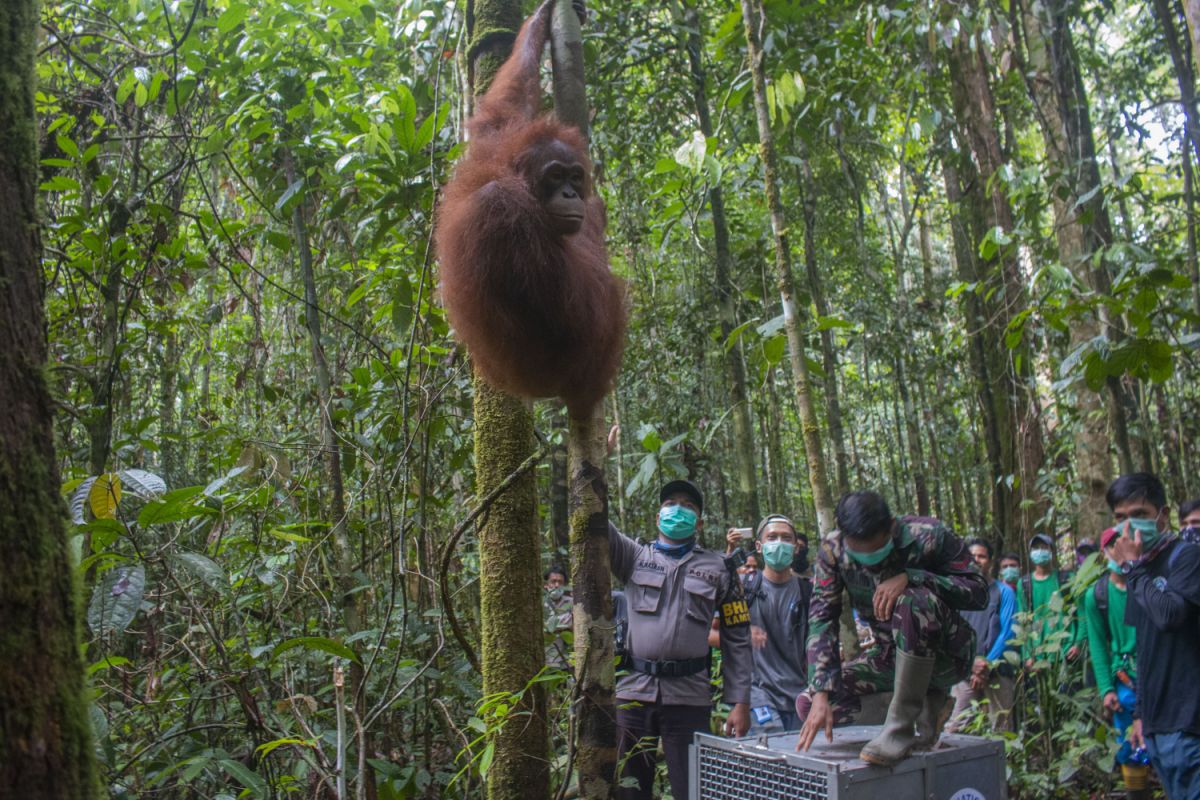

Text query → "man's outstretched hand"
[796,692,833,752]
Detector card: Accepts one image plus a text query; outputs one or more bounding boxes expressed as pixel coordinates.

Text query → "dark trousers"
[616,702,710,800]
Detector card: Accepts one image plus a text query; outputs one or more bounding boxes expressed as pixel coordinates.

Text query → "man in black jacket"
[1105,473,1200,800]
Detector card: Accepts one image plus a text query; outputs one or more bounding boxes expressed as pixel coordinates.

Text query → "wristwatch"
[1119,558,1142,577]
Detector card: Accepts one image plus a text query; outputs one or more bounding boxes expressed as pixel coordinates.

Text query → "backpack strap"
[1093,574,1109,617]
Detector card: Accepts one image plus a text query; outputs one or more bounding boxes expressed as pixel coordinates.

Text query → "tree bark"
[944,10,1046,547]
[550,2,617,797]
[1017,0,1127,538]
[0,0,97,793]
[682,0,761,523]
[740,0,835,534]
[796,154,850,497]
[467,1,550,796]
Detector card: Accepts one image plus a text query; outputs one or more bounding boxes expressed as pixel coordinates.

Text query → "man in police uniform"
[796,490,987,766]
[610,478,752,800]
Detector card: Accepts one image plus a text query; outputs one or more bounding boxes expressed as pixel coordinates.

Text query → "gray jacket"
[609,522,753,706]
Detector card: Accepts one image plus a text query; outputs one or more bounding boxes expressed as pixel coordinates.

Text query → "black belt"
[628,655,709,678]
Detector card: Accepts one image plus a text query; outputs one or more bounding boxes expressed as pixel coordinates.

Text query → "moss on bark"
[0,0,98,795]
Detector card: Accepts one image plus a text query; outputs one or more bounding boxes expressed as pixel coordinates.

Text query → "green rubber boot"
[913,685,950,751]
[860,651,936,767]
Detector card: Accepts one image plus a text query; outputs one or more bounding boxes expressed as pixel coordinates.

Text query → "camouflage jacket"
[805,515,987,694]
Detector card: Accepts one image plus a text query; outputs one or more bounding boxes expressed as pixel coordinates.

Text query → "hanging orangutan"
[434,0,626,419]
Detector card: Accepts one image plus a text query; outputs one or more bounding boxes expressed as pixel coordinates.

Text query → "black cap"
[659,479,703,513]
[1075,538,1097,555]
[1029,533,1054,550]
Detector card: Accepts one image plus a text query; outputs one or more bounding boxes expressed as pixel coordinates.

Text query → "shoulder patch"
[720,598,750,627]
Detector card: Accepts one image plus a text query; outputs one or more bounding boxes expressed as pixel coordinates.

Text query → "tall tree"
[467,0,549,797]
[943,4,1046,546]
[740,0,835,533]
[681,0,761,522]
[552,2,617,797]
[0,0,97,795]
[1017,0,1129,538]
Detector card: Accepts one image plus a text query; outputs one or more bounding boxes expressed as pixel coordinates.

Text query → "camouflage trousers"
[796,586,976,724]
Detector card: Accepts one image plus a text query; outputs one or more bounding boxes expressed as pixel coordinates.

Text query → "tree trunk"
[796,154,851,497]
[944,12,1046,546]
[740,0,835,533]
[0,0,97,793]
[1156,0,1200,168]
[1017,0,1129,538]
[551,2,616,796]
[467,1,551,796]
[550,409,570,557]
[682,0,761,523]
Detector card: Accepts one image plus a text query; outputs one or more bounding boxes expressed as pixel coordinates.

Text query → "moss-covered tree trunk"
[740,0,835,533]
[550,2,618,796]
[0,0,97,796]
[466,1,549,797]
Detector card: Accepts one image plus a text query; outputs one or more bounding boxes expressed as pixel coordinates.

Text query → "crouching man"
[796,491,988,766]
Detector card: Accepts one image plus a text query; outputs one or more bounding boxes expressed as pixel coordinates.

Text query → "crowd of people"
[542,472,1200,799]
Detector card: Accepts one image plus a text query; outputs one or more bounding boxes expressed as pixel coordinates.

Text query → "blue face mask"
[1107,558,1121,572]
[658,505,698,540]
[1126,517,1161,547]
[761,540,795,570]
[1030,549,1052,566]
[846,537,893,566]
[1000,566,1020,583]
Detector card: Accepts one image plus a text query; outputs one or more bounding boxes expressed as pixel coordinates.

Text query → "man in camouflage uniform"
[796,490,987,766]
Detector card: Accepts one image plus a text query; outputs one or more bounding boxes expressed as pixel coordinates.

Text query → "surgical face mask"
[658,504,698,540]
[547,587,565,602]
[1000,566,1020,583]
[846,537,893,566]
[1126,516,1161,547]
[1030,548,1052,566]
[1107,558,1121,572]
[761,540,795,570]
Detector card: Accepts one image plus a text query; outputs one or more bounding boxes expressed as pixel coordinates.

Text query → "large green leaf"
[87,564,145,635]
[171,551,228,593]
[273,636,361,664]
[117,468,167,499]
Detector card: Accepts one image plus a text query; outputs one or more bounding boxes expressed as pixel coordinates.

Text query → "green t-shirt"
[1082,576,1137,697]
[1017,571,1081,660]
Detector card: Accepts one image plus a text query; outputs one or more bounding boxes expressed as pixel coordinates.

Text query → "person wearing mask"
[1087,526,1150,800]
[795,491,987,766]
[1179,498,1200,545]
[1018,533,1082,668]
[999,553,1021,592]
[608,479,752,800]
[543,566,573,669]
[946,538,1017,733]
[1105,473,1200,800]
[740,514,812,733]
[1077,539,1098,568]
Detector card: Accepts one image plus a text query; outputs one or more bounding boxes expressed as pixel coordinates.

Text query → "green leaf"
[273,636,361,664]
[86,656,132,675]
[87,564,145,635]
[219,758,266,793]
[138,486,206,526]
[255,737,314,760]
[118,468,166,499]
[171,551,228,592]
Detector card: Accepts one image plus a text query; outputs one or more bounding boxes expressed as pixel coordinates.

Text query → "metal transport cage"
[690,725,1006,800]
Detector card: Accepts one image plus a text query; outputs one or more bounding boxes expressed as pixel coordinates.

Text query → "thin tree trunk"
[550,409,570,557]
[0,0,97,792]
[682,0,760,522]
[1154,0,1200,169]
[796,154,850,497]
[467,1,551,796]
[740,0,835,533]
[552,2,615,797]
